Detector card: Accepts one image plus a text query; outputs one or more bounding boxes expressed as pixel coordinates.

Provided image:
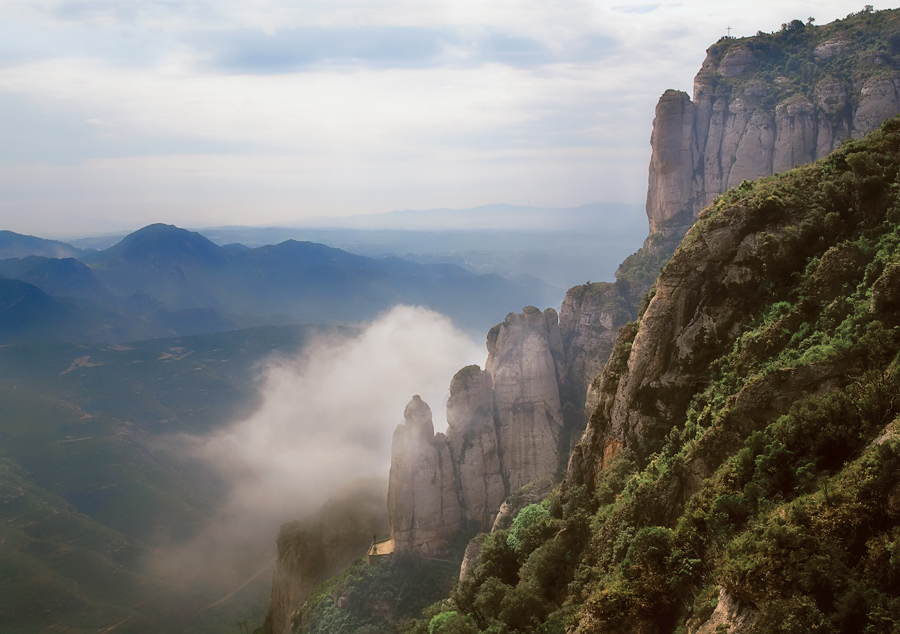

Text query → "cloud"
[200,26,616,73]
[612,4,659,14]
[149,304,484,589]
[0,0,871,234]
[205,26,453,72]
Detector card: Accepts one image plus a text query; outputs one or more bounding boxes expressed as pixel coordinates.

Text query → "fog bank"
[151,305,484,590]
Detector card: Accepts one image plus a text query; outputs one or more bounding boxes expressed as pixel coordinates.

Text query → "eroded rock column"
[486,307,565,491]
[387,396,461,555]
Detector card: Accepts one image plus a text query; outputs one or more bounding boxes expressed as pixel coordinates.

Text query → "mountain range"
[0,223,559,342]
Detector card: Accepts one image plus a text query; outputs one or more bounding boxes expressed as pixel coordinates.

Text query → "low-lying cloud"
[151,304,484,591]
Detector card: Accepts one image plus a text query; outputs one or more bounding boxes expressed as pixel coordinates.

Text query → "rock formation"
[646,40,900,244]
[387,396,462,556]
[445,366,505,530]
[384,285,642,555]
[486,307,565,491]
[388,305,601,554]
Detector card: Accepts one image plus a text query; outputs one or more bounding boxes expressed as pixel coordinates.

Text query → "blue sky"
[0,0,871,236]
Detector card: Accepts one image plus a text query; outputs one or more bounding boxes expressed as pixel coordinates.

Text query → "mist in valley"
[149,305,485,592]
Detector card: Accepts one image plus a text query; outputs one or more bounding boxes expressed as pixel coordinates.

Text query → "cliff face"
[387,301,620,554]
[647,16,900,243]
[387,396,462,556]
[262,483,389,634]
[451,117,900,634]
[560,116,900,634]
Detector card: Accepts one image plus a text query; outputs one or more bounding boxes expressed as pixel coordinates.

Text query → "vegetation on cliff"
[702,7,900,107]
[407,116,900,633]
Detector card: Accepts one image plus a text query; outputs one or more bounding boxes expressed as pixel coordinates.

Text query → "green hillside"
[0,325,341,632]
[424,114,900,633]
[298,118,900,634]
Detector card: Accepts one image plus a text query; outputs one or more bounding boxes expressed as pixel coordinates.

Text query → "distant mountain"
[195,225,642,292]
[83,223,555,333]
[0,277,246,344]
[0,256,114,303]
[0,229,85,259]
[294,202,642,232]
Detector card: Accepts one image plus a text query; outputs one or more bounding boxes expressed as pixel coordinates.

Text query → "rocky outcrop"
[262,482,389,634]
[646,90,700,237]
[688,588,760,634]
[486,307,565,491]
[445,366,505,530]
[388,396,462,556]
[388,301,608,555]
[646,37,900,244]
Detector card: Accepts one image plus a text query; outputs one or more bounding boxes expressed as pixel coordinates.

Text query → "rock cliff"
[453,115,900,634]
[387,396,462,556]
[386,303,611,554]
[261,482,389,634]
[647,15,900,243]
[269,13,900,633]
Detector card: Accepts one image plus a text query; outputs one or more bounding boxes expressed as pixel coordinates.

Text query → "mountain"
[0,256,114,303]
[648,8,900,243]
[0,275,246,345]
[83,224,557,333]
[269,10,900,634]
[198,226,641,293]
[0,278,103,342]
[0,230,84,260]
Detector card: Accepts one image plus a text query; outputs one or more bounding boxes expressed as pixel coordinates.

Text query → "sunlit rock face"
[445,366,505,531]
[486,306,565,492]
[645,44,900,245]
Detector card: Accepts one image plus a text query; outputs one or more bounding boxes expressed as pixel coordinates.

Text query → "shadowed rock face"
[262,483,389,634]
[387,396,462,556]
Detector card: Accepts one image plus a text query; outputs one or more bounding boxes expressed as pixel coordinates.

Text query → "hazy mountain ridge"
[66,203,646,293]
[81,223,559,334]
[0,230,85,260]
[0,223,560,342]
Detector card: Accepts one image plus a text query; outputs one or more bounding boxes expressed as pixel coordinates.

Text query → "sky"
[0,0,876,237]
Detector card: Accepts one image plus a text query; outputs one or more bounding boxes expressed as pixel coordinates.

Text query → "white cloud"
[0,0,872,233]
[150,304,484,587]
